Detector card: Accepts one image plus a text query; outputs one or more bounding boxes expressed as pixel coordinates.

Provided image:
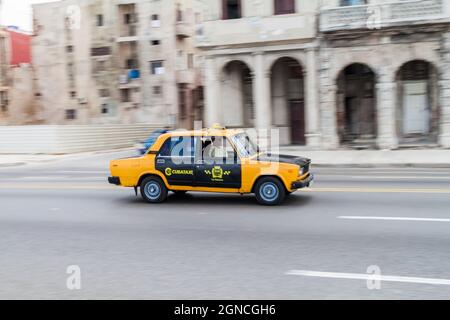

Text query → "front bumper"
[108,176,121,186]
[292,174,314,190]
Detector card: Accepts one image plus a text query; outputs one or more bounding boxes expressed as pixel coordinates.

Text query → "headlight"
[299,164,310,176]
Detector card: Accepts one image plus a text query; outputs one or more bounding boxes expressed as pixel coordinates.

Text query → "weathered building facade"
[0,27,37,126]
[198,0,321,146]
[199,0,450,149]
[32,0,204,128]
[320,0,450,149]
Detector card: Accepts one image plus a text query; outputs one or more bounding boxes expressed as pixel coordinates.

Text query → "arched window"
[274,0,296,15]
[222,0,241,20]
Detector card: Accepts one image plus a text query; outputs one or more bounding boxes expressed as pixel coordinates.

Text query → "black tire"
[140,176,168,203]
[254,177,286,206]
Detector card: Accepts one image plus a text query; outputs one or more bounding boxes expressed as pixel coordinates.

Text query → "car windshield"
[145,130,168,146]
[231,133,260,158]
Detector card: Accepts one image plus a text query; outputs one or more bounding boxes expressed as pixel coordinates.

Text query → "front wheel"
[254,177,286,206]
[140,176,168,203]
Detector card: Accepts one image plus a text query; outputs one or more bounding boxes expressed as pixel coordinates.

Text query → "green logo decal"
[165,167,194,177]
[212,166,223,179]
[204,166,231,182]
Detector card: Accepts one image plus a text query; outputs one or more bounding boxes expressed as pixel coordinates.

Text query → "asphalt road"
[1,150,450,299]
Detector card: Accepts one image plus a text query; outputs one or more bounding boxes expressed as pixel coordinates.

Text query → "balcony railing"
[175,21,190,38]
[320,0,447,32]
[118,24,138,41]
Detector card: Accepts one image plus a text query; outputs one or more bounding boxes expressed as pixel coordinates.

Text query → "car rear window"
[158,136,195,157]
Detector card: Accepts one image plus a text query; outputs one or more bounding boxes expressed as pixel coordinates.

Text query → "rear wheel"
[140,176,168,203]
[254,177,286,206]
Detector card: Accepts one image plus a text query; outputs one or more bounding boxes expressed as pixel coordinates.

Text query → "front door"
[155,136,195,186]
[194,136,241,189]
[290,99,305,145]
[403,81,430,135]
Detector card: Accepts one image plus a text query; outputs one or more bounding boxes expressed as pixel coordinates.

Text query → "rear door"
[155,136,195,186]
[194,136,241,189]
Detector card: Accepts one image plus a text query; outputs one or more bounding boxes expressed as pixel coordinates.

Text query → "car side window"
[200,136,239,164]
[158,136,195,158]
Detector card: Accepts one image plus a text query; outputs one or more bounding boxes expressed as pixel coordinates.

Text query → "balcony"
[175,21,190,38]
[118,69,141,89]
[197,13,317,48]
[117,24,138,42]
[320,0,449,33]
[176,69,196,84]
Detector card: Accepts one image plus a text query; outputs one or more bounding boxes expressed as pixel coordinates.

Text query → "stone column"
[439,79,450,148]
[204,56,220,127]
[320,84,339,149]
[318,48,339,149]
[253,52,272,130]
[439,33,450,148]
[376,73,398,149]
[305,48,321,148]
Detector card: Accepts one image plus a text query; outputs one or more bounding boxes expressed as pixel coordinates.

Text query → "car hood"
[255,153,311,167]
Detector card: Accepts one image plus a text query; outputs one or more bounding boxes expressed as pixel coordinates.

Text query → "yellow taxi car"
[108,126,313,206]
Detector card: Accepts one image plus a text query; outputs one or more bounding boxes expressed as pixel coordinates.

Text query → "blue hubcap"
[144,182,161,200]
[260,182,279,202]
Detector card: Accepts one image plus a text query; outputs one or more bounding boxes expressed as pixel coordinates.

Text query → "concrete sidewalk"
[279,147,450,167]
[1,148,449,168]
[0,154,59,167]
[0,148,135,168]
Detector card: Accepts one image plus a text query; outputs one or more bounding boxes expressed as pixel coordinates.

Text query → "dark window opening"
[222,0,241,20]
[91,46,111,56]
[178,84,187,120]
[150,61,164,75]
[126,58,138,70]
[274,0,296,15]
[99,88,110,97]
[121,89,130,102]
[340,0,367,6]
[96,14,104,26]
[65,109,77,120]
[153,86,162,95]
[124,13,137,24]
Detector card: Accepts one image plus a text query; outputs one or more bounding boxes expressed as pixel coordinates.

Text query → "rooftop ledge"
[320,0,449,32]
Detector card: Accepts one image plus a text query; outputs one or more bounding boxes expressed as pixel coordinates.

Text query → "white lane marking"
[60,171,107,174]
[17,176,105,181]
[338,216,450,223]
[286,270,450,286]
[319,175,450,180]
[349,176,450,180]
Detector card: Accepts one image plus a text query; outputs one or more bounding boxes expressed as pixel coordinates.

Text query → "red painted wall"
[7,30,31,66]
